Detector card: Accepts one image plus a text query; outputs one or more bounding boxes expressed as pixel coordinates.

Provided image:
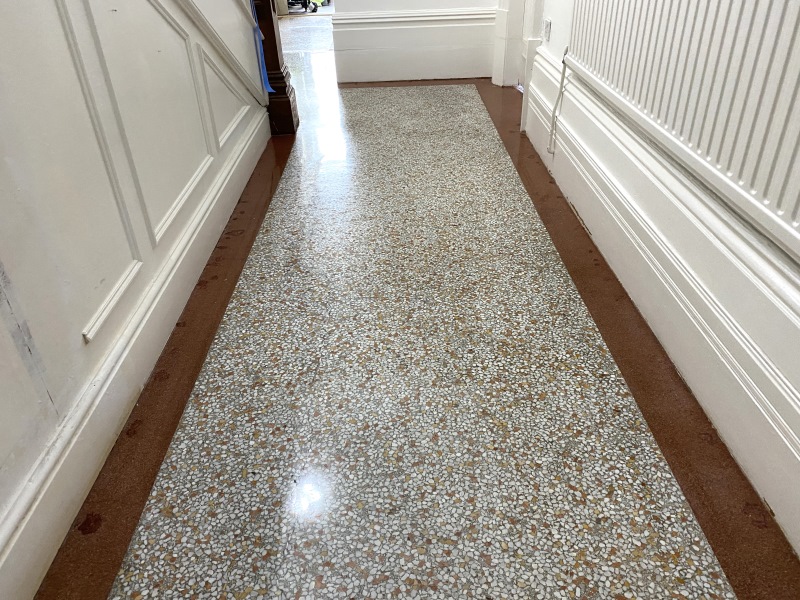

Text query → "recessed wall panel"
[200,49,249,148]
[88,0,211,240]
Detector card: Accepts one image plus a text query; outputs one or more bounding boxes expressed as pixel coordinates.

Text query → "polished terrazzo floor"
[109,24,735,600]
[278,14,333,54]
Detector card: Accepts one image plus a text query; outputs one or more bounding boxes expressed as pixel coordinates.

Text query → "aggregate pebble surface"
[108,68,736,599]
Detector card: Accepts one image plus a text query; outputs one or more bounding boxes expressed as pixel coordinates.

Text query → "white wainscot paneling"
[0,0,142,413]
[332,8,496,82]
[526,52,800,551]
[199,47,250,149]
[88,0,214,243]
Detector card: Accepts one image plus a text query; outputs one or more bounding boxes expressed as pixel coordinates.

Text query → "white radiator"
[567,0,800,260]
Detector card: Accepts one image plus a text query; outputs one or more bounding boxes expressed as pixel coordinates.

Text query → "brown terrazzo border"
[35,135,295,600]
[34,78,800,600]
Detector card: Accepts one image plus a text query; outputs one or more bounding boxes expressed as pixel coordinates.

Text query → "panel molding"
[220,105,250,149]
[199,46,251,150]
[56,0,146,343]
[231,0,258,28]
[154,155,215,242]
[87,0,216,247]
[81,261,143,343]
[150,0,219,242]
[187,22,220,160]
[82,0,158,247]
[56,0,141,262]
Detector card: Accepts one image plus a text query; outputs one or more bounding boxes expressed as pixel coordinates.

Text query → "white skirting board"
[332,8,495,82]
[0,110,270,600]
[525,52,800,552]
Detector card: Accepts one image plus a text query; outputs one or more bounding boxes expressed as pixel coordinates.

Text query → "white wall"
[492,0,543,88]
[526,0,800,552]
[0,1,270,597]
[332,0,498,82]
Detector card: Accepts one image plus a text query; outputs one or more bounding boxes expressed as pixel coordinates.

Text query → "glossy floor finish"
[279,14,333,54]
[102,37,738,600]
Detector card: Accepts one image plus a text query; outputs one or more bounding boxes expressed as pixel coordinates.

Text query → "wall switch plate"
[543,19,552,42]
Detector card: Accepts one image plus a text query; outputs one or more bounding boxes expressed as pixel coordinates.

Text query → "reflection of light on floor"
[280,20,355,225]
[316,125,347,162]
[289,472,332,521]
[310,53,347,163]
[310,52,340,119]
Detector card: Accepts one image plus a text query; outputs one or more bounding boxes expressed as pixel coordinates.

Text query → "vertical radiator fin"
[568,0,800,258]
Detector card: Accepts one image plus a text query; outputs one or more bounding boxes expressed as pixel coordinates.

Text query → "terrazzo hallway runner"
[110,86,735,599]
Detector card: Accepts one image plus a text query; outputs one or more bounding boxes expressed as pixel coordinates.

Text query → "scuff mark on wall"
[0,260,58,415]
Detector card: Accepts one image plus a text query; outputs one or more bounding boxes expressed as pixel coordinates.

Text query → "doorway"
[277,0,334,17]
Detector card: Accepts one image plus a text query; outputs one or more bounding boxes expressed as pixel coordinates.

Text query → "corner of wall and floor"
[523,0,800,559]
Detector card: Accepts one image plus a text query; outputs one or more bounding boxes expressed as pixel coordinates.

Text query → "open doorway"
[277,0,334,66]
[276,0,334,17]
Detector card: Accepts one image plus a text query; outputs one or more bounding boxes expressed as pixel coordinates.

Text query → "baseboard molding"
[0,109,270,600]
[525,53,800,552]
[332,8,495,82]
[332,7,495,25]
